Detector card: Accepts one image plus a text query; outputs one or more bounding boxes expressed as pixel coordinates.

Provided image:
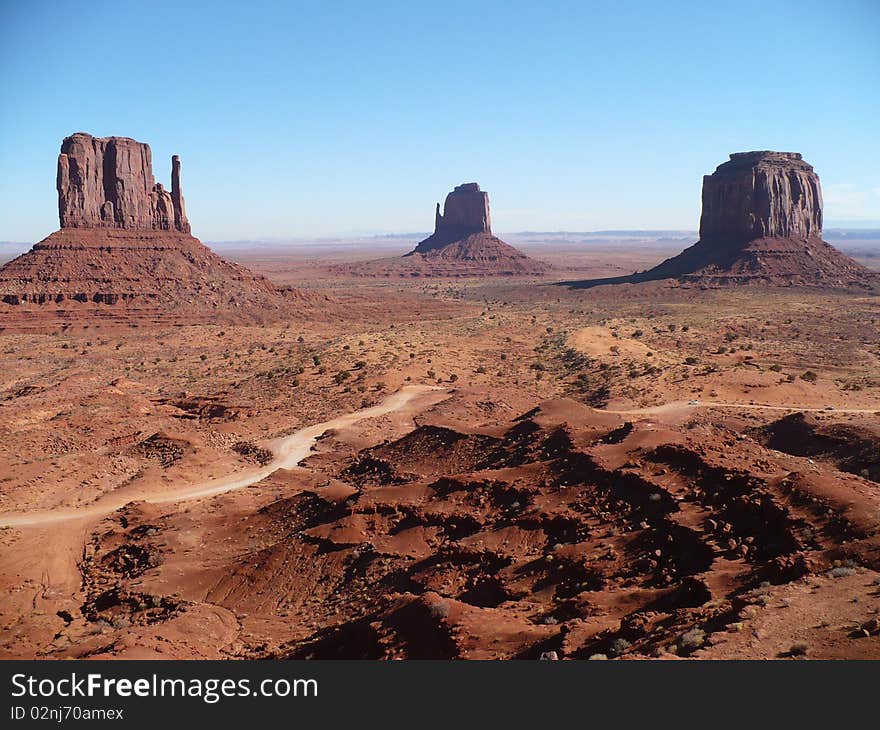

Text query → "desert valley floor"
[2,240,880,660]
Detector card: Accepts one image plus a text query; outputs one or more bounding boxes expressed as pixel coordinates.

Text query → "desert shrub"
[334,370,351,384]
[801,371,818,382]
[429,600,450,619]
[677,627,705,654]
[608,638,631,657]
[232,441,273,466]
[827,566,857,578]
[685,356,698,365]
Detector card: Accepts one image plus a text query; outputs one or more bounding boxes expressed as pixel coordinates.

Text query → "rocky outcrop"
[57,133,190,233]
[402,183,547,275]
[641,151,874,288]
[699,152,822,242]
[171,155,189,233]
[0,132,306,320]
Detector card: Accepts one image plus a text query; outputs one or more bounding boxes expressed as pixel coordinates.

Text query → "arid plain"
[1,139,880,660]
[1,242,879,659]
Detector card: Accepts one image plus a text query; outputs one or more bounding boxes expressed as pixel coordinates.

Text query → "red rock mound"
[52,398,880,659]
[177,398,875,660]
[0,228,281,309]
[646,235,872,287]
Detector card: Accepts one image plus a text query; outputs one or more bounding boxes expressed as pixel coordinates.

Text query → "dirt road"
[0,385,447,528]
[601,400,880,417]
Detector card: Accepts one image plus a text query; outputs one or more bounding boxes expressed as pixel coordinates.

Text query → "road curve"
[2,388,873,529]
[600,400,880,416]
[0,385,447,529]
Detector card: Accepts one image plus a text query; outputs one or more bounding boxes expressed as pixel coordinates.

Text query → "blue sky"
[1,0,878,241]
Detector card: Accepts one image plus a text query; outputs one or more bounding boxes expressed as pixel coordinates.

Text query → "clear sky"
[1,0,878,242]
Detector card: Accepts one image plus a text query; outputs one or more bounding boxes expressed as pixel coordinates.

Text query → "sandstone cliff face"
[434,182,491,237]
[57,133,190,233]
[699,151,822,242]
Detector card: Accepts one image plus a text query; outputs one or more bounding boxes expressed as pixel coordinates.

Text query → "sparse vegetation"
[677,628,705,655]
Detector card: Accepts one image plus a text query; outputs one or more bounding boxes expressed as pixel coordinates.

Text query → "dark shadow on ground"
[552,271,668,290]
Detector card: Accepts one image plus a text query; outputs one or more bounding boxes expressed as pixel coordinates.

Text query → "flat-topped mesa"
[699,151,822,243]
[57,132,191,233]
[638,149,874,288]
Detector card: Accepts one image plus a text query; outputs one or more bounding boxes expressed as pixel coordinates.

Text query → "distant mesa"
[398,183,548,276]
[0,133,299,320]
[641,151,875,287]
[409,182,491,253]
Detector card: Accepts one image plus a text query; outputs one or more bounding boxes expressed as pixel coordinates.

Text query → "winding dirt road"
[601,400,880,417]
[0,384,447,529]
[2,388,874,529]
